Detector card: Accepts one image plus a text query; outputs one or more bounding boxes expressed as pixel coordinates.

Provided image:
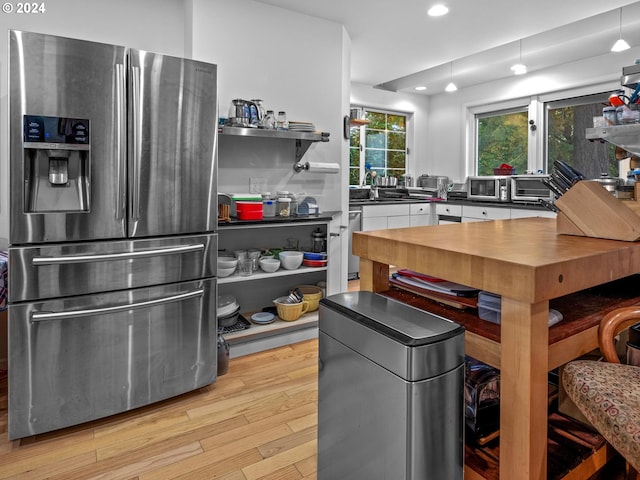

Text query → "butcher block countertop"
[353,217,640,480]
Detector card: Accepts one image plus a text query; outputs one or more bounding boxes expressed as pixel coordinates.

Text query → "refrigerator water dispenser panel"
[23,115,90,213]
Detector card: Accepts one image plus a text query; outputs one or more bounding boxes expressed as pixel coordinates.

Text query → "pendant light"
[611,7,630,52]
[510,39,527,75]
[445,62,457,92]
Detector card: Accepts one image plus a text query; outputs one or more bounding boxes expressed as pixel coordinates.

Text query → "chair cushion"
[562,360,640,471]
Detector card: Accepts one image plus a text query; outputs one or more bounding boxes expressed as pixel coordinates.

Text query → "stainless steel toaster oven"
[510,175,553,203]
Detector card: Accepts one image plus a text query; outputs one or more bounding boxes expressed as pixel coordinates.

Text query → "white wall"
[0,0,186,240]
[188,0,348,293]
[350,83,431,180]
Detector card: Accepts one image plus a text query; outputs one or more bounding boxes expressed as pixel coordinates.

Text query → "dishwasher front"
[318,291,465,480]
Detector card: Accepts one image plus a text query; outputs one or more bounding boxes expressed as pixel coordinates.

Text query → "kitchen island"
[352,217,640,480]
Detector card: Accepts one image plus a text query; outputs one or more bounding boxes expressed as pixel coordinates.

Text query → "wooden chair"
[562,306,640,480]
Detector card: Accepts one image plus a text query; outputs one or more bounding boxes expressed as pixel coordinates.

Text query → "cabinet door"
[387,215,411,229]
[362,204,411,218]
[410,203,432,226]
[411,215,432,227]
[362,217,388,231]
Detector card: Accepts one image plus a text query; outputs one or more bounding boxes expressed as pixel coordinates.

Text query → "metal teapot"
[229,99,250,127]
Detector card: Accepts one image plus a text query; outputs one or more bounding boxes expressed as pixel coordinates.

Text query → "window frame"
[349,106,412,187]
[465,97,539,176]
[465,81,619,178]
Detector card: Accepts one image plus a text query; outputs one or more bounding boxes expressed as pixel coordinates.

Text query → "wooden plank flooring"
[0,275,627,480]
[0,340,319,480]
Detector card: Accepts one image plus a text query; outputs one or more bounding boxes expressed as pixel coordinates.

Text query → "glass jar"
[277,111,289,131]
[277,197,291,217]
[287,193,298,216]
[263,199,276,217]
[262,110,276,129]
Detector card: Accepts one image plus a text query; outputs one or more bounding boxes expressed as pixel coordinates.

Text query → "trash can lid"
[320,291,464,347]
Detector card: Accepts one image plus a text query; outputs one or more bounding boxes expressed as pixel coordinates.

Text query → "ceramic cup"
[273,296,310,321]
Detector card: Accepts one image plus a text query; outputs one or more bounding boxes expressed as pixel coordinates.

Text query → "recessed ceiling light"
[428,4,448,16]
[414,86,427,91]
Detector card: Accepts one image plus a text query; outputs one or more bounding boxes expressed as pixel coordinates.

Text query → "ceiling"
[253,0,640,94]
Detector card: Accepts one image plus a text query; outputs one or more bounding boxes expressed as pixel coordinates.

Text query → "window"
[349,109,407,186]
[471,90,617,179]
[476,108,528,175]
[546,93,615,178]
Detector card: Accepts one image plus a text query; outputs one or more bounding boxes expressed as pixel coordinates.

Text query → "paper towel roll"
[303,161,340,174]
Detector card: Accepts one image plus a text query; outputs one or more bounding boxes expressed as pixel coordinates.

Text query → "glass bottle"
[277,111,289,131]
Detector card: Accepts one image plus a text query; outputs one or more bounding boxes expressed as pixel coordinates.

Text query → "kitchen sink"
[349,197,432,204]
[349,187,434,204]
[348,187,371,200]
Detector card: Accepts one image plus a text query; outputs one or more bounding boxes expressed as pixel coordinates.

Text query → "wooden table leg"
[358,258,390,292]
[499,298,550,480]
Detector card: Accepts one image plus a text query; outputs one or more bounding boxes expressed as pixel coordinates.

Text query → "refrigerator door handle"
[30,288,205,322]
[31,243,205,266]
[116,63,127,221]
[130,64,142,222]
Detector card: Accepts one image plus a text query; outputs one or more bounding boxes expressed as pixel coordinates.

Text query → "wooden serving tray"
[555,180,640,241]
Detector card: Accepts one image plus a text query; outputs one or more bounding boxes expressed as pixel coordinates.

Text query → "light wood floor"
[0,340,319,480]
[0,277,627,480]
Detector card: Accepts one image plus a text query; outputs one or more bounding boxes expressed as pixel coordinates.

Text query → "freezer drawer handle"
[31,243,205,266]
[30,288,204,322]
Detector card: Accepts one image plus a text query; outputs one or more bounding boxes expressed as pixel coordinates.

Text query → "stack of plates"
[251,312,275,324]
[288,121,315,132]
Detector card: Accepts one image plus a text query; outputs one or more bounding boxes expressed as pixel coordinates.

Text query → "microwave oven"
[510,175,554,203]
[467,176,510,202]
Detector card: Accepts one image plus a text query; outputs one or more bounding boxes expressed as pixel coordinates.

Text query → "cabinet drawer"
[462,205,510,220]
[410,203,431,216]
[362,204,411,218]
[435,203,462,217]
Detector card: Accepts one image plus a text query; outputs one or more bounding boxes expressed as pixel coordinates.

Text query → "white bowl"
[218,256,239,269]
[217,265,236,277]
[279,251,303,270]
[259,258,281,273]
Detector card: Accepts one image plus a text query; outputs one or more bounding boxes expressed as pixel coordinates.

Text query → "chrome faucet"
[362,171,378,200]
[362,171,372,187]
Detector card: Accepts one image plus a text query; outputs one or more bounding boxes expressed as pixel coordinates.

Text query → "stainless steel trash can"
[318,291,465,480]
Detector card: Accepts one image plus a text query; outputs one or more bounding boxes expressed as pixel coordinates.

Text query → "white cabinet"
[362,203,411,231]
[410,203,432,226]
[360,202,433,230]
[435,202,555,224]
[462,204,511,222]
[436,203,462,217]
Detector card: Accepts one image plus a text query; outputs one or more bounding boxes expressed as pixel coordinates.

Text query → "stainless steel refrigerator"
[7,30,218,439]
